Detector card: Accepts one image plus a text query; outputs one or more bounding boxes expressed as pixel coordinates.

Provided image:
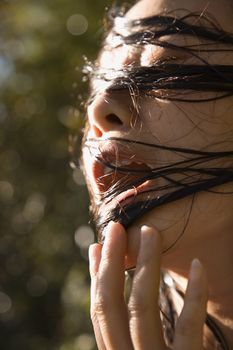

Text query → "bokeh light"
[0,181,14,202]
[74,226,94,250]
[0,103,8,122]
[23,193,46,224]
[0,55,13,86]
[72,168,86,186]
[0,292,12,314]
[27,275,48,297]
[74,334,95,350]
[66,14,88,36]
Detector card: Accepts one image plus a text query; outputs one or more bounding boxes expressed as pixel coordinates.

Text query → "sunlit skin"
[85,0,233,348]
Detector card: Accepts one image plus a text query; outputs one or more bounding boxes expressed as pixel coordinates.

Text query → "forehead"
[126,0,233,31]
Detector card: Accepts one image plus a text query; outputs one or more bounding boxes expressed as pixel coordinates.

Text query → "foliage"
[0,0,116,349]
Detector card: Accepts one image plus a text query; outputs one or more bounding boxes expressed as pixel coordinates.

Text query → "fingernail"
[141,224,158,234]
[140,225,160,242]
[140,224,161,249]
[190,258,203,281]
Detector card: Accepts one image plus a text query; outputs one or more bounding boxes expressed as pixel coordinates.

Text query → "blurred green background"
[0,0,127,349]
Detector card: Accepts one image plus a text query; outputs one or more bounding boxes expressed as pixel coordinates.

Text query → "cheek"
[125,197,191,269]
[140,98,227,150]
[140,99,191,147]
[141,100,194,145]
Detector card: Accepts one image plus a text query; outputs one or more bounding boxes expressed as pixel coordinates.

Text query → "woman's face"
[82,0,233,266]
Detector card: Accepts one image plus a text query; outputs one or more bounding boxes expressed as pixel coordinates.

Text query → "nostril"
[106,113,123,126]
[91,113,123,138]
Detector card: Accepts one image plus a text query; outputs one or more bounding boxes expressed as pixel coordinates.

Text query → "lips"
[94,158,151,192]
[81,137,165,233]
[90,141,155,205]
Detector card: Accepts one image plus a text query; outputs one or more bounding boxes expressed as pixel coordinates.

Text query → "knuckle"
[92,273,123,318]
[94,294,111,315]
[90,308,99,323]
[128,296,150,317]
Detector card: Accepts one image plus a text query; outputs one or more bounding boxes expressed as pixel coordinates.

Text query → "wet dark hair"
[81,7,233,350]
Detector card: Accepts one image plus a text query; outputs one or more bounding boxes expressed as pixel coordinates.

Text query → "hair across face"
[81,1,233,241]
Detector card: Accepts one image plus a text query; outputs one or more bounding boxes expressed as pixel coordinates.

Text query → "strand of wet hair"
[107,64,233,91]
[84,11,233,103]
[109,12,233,46]
[88,63,233,103]
[84,138,233,236]
[86,137,233,201]
[97,171,233,234]
[106,14,233,87]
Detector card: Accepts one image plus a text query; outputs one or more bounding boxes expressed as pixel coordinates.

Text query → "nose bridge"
[87,92,135,137]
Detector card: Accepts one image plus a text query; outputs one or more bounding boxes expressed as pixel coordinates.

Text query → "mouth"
[91,143,156,206]
[82,136,233,240]
[83,137,177,236]
[81,137,168,239]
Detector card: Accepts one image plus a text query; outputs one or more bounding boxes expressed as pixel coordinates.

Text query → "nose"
[87,92,135,138]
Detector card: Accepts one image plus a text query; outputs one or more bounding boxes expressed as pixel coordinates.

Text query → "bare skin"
[90,222,208,350]
[87,0,233,348]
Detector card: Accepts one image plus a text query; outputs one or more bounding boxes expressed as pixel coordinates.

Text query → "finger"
[95,222,133,350]
[174,258,208,350]
[89,243,107,350]
[129,225,165,350]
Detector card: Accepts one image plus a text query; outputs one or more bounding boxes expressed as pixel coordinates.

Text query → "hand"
[89,222,208,350]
